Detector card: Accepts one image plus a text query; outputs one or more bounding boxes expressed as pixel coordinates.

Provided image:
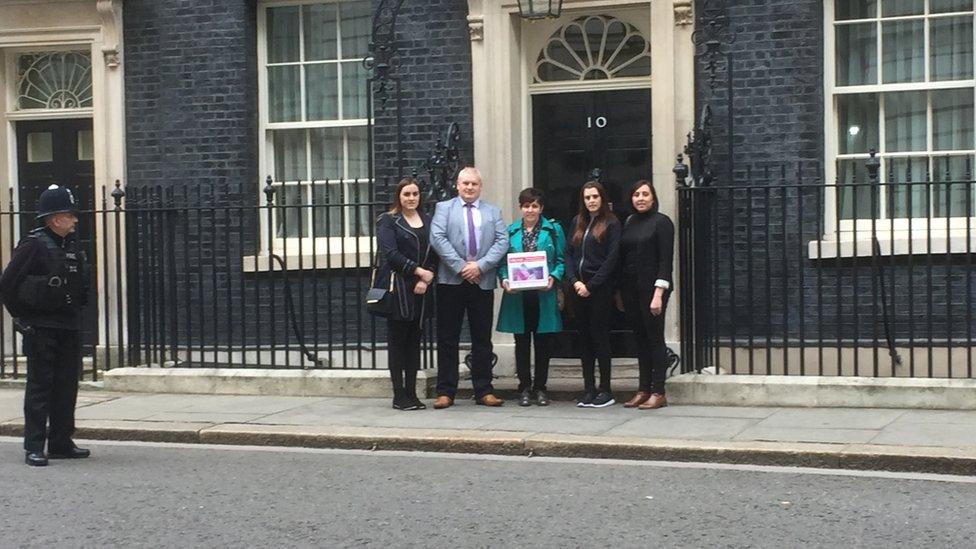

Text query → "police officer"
[0,185,92,466]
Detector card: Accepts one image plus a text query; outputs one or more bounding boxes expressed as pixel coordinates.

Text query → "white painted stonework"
[466,0,694,344]
[0,0,127,353]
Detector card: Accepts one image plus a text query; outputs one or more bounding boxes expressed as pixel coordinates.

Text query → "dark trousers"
[388,318,422,400]
[571,283,613,393]
[436,283,495,399]
[622,282,669,394]
[23,328,81,453]
[514,291,551,392]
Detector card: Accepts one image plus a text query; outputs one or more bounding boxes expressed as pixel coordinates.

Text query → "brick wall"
[121,0,473,355]
[370,0,474,198]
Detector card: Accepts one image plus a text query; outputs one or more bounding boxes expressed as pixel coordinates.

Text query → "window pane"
[932,88,975,150]
[341,61,369,119]
[268,65,301,122]
[313,184,344,237]
[933,155,975,216]
[836,23,878,85]
[275,185,306,239]
[267,6,300,63]
[273,129,307,182]
[27,132,53,163]
[884,91,927,152]
[930,0,973,13]
[347,126,369,180]
[835,0,877,20]
[881,0,923,16]
[340,0,372,60]
[837,159,877,219]
[17,51,93,110]
[77,130,93,161]
[882,20,925,83]
[310,127,342,180]
[347,182,372,237]
[888,156,929,218]
[930,16,974,81]
[306,63,339,121]
[303,3,337,61]
[837,93,879,154]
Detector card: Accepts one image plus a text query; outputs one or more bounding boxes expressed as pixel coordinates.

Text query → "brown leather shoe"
[476,394,504,407]
[638,393,667,410]
[623,391,652,408]
[433,395,454,409]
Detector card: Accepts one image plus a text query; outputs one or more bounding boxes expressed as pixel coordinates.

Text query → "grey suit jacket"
[430,197,508,290]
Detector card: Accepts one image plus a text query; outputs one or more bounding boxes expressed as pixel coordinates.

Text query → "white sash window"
[827,0,976,235]
[258,0,372,242]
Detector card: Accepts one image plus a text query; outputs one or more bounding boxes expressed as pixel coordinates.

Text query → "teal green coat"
[496,217,566,334]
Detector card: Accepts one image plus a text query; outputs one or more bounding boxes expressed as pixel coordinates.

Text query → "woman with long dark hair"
[565,181,621,408]
[375,177,438,410]
[619,180,674,409]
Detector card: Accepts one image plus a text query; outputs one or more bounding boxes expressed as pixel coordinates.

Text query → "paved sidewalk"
[1,387,975,474]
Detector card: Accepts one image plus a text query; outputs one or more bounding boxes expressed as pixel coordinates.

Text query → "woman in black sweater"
[375,177,438,410]
[619,180,675,410]
[565,181,621,408]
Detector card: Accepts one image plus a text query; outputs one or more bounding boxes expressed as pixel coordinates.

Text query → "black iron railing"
[676,152,975,378]
[0,178,441,381]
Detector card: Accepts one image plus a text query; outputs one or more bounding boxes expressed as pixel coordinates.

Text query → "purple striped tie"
[465,203,477,260]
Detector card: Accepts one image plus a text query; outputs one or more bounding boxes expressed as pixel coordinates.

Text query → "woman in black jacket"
[375,177,437,410]
[619,180,675,410]
[565,181,621,408]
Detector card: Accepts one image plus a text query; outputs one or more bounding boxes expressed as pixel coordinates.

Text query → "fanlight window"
[535,15,651,83]
[16,52,93,110]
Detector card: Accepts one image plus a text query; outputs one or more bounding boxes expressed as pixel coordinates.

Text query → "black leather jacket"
[374,212,438,321]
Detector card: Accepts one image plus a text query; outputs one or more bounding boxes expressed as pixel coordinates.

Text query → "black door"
[16,119,97,351]
[532,89,652,357]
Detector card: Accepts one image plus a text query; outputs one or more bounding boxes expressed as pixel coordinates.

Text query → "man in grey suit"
[429,166,508,408]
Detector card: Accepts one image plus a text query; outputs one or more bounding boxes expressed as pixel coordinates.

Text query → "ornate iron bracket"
[681,0,735,188]
[418,122,463,204]
[681,105,714,187]
[691,0,734,91]
[365,0,406,106]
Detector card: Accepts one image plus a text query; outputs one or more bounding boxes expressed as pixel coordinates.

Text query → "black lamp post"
[517,0,563,20]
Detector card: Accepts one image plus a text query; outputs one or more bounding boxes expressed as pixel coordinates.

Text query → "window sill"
[242,237,375,272]
[808,231,976,259]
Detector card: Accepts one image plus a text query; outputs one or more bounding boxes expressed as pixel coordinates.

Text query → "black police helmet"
[35,185,79,220]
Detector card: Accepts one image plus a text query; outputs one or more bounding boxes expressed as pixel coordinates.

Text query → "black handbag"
[365,253,396,317]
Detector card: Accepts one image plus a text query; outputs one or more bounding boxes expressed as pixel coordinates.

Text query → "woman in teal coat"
[498,188,566,407]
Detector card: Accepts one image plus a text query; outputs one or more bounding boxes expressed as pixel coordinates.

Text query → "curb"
[2,421,973,476]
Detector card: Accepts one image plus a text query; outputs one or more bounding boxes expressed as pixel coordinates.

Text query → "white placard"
[506,251,549,290]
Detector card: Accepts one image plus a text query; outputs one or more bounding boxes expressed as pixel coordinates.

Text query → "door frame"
[467,0,694,354]
[8,112,94,242]
[14,117,99,351]
[0,1,128,358]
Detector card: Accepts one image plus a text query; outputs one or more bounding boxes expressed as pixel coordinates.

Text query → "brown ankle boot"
[638,393,667,410]
[623,391,652,408]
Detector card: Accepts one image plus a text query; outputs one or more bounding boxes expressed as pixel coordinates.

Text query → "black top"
[416,224,430,262]
[619,210,675,289]
[564,215,621,290]
[522,223,538,253]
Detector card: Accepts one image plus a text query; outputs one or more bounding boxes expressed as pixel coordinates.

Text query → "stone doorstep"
[102,367,444,398]
[667,373,976,411]
[1,420,974,476]
[100,367,976,410]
